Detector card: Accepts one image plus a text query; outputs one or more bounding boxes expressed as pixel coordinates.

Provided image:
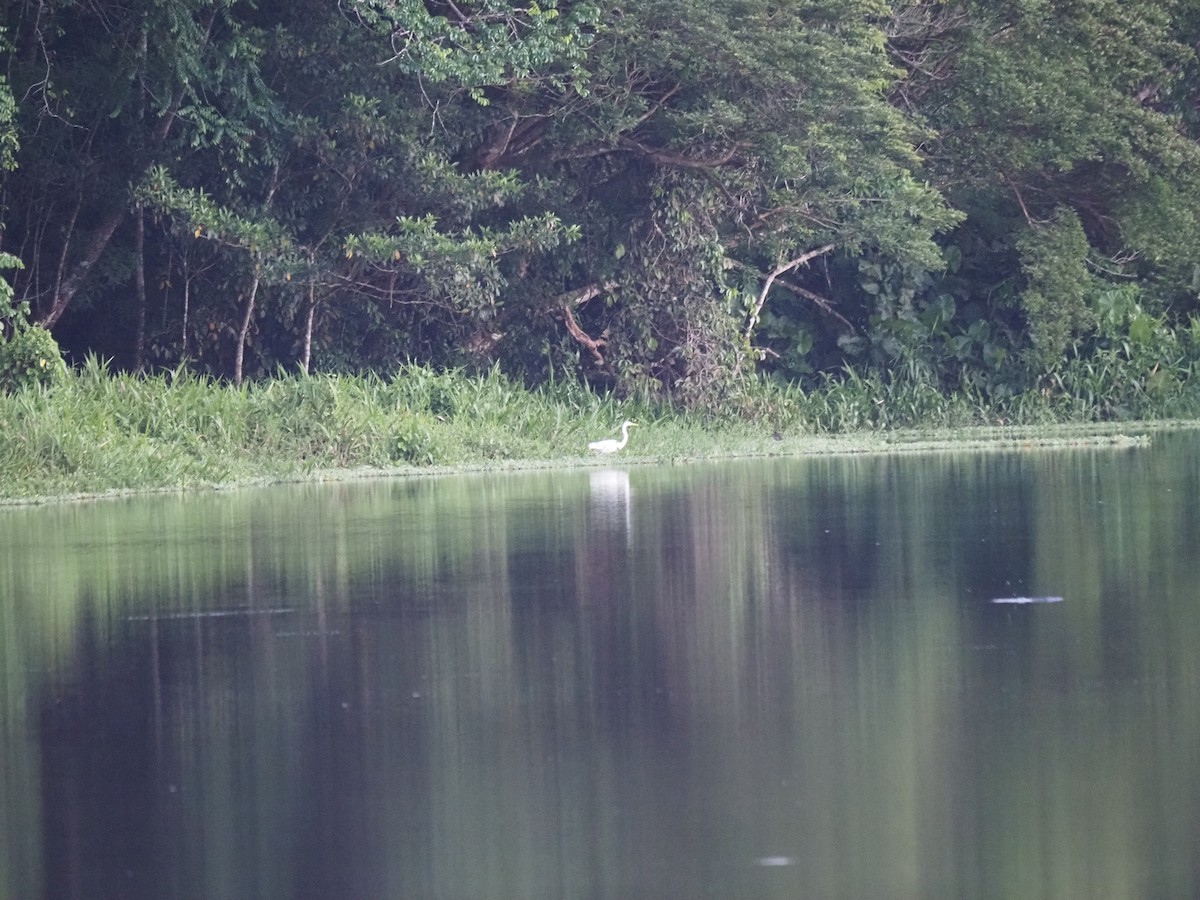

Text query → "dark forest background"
[2,0,1199,409]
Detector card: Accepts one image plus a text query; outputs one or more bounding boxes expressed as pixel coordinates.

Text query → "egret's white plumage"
[588,420,637,454]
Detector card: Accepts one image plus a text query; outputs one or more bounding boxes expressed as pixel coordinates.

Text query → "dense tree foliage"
[1,0,1198,407]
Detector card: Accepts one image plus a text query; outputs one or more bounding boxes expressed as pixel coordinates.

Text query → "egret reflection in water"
[589,468,632,539]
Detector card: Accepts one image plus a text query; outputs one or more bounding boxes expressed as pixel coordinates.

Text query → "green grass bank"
[1,358,1195,505]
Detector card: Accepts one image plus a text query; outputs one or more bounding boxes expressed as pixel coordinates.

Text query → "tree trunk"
[234,262,261,386]
[133,204,147,370]
[36,206,127,329]
[181,272,190,360]
[301,281,316,374]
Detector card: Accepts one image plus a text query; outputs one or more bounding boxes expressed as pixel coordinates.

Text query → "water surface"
[3,432,1199,899]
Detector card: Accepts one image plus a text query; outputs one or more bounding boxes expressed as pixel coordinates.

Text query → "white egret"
[588,420,638,454]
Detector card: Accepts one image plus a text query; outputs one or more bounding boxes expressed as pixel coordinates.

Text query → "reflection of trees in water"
[9,444,1200,897]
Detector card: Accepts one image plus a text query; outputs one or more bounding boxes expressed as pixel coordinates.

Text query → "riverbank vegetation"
[0,355,1189,503]
[3,0,1200,500]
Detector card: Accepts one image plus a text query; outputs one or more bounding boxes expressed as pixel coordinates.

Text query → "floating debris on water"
[991,596,1063,605]
[756,856,796,867]
[275,630,342,638]
[127,607,295,621]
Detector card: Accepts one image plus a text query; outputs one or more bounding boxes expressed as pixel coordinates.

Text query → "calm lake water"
[3,431,1200,899]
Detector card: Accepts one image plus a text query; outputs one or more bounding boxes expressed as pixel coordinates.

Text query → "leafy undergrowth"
[0,357,1195,504]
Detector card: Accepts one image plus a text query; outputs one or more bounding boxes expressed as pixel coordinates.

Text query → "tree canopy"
[1,0,1198,405]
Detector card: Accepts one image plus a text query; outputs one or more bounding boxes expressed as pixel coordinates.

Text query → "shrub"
[0,255,68,392]
[0,306,66,392]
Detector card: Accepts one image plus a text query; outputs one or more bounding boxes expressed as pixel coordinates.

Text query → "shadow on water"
[3,431,1200,898]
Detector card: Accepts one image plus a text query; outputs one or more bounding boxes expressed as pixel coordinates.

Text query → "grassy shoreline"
[0,427,1161,508]
[0,360,1192,506]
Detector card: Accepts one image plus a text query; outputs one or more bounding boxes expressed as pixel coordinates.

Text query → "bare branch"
[743,243,835,339]
[559,302,607,367]
[778,280,855,333]
[630,83,681,130]
[546,281,619,367]
[441,0,471,26]
[620,136,746,171]
[562,280,618,307]
[1004,173,1034,225]
[476,112,550,169]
